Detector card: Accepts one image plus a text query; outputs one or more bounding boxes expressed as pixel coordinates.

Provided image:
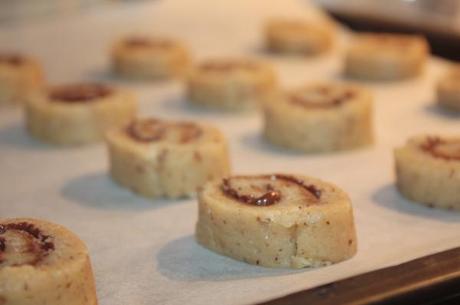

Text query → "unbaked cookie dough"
[196,174,357,268]
[437,66,460,112]
[0,218,98,305]
[187,58,277,111]
[264,19,335,55]
[344,33,429,80]
[25,83,137,146]
[395,135,460,210]
[106,117,231,198]
[0,53,44,105]
[263,83,373,153]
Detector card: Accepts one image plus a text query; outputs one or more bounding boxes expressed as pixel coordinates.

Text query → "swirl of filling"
[289,85,355,108]
[199,60,258,72]
[49,83,112,103]
[221,174,322,207]
[127,118,203,143]
[124,37,174,49]
[420,137,460,161]
[0,222,54,267]
[0,54,24,66]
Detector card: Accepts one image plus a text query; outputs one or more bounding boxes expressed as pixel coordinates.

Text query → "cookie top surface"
[202,174,350,216]
[417,136,460,161]
[350,33,428,54]
[283,83,368,109]
[123,117,224,145]
[48,83,113,103]
[0,218,87,269]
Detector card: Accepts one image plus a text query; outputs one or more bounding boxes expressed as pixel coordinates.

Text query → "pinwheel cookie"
[106,117,231,198]
[263,83,373,153]
[187,58,277,111]
[437,66,460,111]
[25,83,137,146]
[395,135,460,210]
[0,218,97,305]
[112,36,190,80]
[265,18,335,55]
[0,53,44,105]
[345,33,429,80]
[196,174,357,268]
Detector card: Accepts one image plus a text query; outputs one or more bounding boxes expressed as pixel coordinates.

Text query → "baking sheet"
[1,1,460,305]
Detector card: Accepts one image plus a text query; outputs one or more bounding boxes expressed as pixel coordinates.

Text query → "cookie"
[112,36,190,80]
[0,218,98,305]
[265,19,335,55]
[263,83,373,153]
[395,135,460,210]
[344,33,429,80]
[187,58,277,111]
[25,83,137,146]
[196,174,357,268]
[437,66,460,112]
[0,53,44,105]
[106,117,231,198]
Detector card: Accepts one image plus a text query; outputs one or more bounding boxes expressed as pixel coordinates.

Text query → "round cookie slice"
[263,83,373,153]
[0,53,44,105]
[25,83,137,146]
[112,36,190,80]
[187,58,277,112]
[106,117,231,199]
[437,66,460,112]
[264,18,335,55]
[195,174,357,268]
[0,218,98,305]
[395,135,460,210]
[344,33,429,80]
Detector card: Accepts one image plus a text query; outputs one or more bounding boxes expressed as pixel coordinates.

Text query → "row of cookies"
[3,132,459,304]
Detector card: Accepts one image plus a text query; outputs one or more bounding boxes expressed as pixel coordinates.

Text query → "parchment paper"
[1,1,460,304]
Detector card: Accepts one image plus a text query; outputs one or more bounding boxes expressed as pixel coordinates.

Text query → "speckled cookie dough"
[195,174,357,268]
[344,33,429,80]
[187,58,277,111]
[0,218,98,305]
[265,18,335,55]
[395,135,460,211]
[263,83,373,153]
[106,117,231,199]
[0,53,44,105]
[112,36,190,80]
[437,66,460,112]
[25,83,137,146]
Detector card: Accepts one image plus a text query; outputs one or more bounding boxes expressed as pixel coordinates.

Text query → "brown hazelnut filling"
[127,118,202,143]
[0,54,24,66]
[0,222,54,267]
[200,60,258,72]
[420,137,460,161]
[124,37,173,49]
[221,174,321,207]
[289,86,355,108]
[49,83,112,103]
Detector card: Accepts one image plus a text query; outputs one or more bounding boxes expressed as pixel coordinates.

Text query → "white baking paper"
[1,1,460,304]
